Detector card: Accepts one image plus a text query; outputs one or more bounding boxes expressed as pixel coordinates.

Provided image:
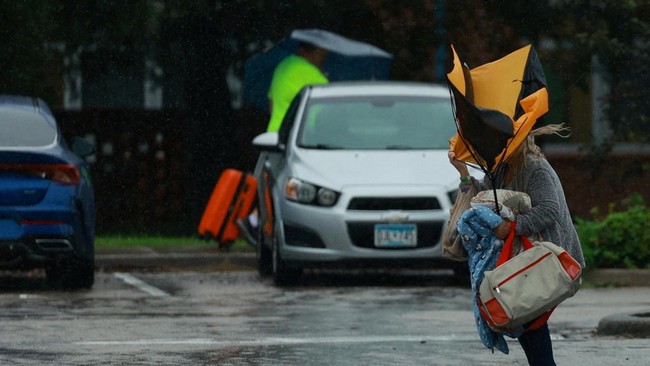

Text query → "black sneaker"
[236,218,258,246]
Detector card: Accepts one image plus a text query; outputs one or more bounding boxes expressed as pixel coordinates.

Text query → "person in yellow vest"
[237,42,330,246]
[266,42,329,132]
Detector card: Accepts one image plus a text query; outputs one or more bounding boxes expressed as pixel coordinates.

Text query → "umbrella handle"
[492,187,501,215]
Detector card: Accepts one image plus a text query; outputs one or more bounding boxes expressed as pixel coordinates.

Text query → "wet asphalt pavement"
[0,265,648,365]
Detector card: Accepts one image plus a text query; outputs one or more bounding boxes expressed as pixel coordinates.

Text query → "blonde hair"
[505,123,570,188]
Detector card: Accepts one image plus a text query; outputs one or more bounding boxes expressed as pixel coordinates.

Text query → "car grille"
[347,197,441,210]
[347,222,443,250]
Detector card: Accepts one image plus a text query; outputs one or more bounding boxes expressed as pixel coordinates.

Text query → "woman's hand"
[448,150,469,178]
[493,220,511,240]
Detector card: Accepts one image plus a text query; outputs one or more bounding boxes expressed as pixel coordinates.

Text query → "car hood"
[287,148,466,190]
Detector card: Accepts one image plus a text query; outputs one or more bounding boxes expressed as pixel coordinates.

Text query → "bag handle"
[496,220,534,266]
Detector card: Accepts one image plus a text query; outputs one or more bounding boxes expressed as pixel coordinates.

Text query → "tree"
[0,1,62,105]
[478,0,650,144]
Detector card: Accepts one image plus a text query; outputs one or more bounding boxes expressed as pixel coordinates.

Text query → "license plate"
[374,224,417,248]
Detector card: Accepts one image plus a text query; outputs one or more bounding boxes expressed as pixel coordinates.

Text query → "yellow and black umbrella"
[447,44,549,173]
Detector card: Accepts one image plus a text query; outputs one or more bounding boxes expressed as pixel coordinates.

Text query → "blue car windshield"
[0,109,56,147]
[297,96,457,150]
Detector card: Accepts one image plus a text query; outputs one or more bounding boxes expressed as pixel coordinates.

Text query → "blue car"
[0,95,96,288]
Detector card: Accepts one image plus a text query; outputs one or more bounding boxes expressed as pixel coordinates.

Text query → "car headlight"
[317,188,337,206]
[285,177,339,207]
[285,177,316,203]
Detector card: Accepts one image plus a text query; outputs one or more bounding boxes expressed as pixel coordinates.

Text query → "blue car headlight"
[285,177,339,207]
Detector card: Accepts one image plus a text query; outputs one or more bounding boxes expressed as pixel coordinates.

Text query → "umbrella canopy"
[447,44,549,173]
[290,29,392,58]
[243,29,394,112]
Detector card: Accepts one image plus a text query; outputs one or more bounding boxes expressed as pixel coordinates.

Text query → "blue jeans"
[517,323,556,366]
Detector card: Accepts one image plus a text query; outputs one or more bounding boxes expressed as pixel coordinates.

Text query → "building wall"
[547,150,650,219]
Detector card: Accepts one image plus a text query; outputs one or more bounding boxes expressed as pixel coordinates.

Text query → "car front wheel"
[257,224,272,277]
[272,230,302,286]
[452,263,471,287]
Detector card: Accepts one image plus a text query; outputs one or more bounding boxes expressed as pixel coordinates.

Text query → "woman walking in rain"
[448,124,586,366]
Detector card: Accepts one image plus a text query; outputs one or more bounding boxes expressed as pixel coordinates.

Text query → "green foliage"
[549,0,650,143]
[96,235,207,248]
[0,0,61,103]
[96,236,254,253]
[576,193,650,268]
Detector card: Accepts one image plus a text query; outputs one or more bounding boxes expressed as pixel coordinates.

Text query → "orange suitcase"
[198,169,257,247]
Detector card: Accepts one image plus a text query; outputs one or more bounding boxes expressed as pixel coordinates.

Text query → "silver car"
[253,81,478,285]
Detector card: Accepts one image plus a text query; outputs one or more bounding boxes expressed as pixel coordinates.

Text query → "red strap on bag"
[496,221,533,266]
[494,220,554,331]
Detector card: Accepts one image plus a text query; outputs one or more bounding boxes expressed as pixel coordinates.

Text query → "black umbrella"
[243,29,393,112]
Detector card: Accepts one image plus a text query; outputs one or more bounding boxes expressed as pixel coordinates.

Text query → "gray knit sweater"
[478,156,586,268]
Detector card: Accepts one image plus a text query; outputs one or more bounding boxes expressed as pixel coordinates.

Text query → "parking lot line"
[113,272,170,297]
[75,334,565,347]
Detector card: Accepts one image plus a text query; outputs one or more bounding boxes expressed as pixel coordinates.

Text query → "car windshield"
[0,109,56,147]
[297,95,457,150]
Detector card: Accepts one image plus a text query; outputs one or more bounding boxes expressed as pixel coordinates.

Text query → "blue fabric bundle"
[457,205,523,354]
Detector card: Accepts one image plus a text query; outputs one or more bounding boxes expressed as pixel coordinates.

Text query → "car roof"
[0,95,57,127]
[306,81,450,98]
[0,95,60,150]
[0,95,54,116]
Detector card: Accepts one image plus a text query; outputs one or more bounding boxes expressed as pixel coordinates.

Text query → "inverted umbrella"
[243,29,394,112]
[446,44,549,213]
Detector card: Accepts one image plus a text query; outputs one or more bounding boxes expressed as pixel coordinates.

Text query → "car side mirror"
[252,132,284,152]
[71,137,96,158]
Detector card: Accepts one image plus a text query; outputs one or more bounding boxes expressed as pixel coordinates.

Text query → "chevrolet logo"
[380,211,409,222]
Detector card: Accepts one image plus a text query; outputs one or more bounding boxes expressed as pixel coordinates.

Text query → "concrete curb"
[582,268,650,287]
[96,252,256,271]
[96,252,650,284]
[597,311,650,338]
